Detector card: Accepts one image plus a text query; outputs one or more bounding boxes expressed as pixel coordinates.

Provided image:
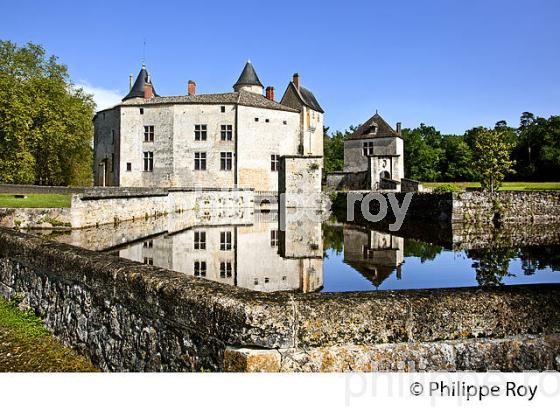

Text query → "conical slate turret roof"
[123,64,159,100]
[233,61,263,88]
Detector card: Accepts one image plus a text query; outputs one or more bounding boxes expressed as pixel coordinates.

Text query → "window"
[194,124,207,141]
[194,261,206,277]
[194,152,207,170]
[220,106,226,113]
[143,151,153,172]
[194,231,206,250]
[143,240,153,248]
[220,261,232,278]
[254,278,259,285]
[220,152,233,171]
[270,230,279,247]
[271,154,279,172]
[265,119,270,123]
[220,124,233,141]
[264,277,270,283]
[111,153,115,173]
[140,108,144,115]
[111,129,115,145]
[220,231,232,250]
[283,120,287,125]
[254,117,259,122]
[143,257,153,265]
[363,141,374,156]
[144,125,154,142]
[126,162,132,172]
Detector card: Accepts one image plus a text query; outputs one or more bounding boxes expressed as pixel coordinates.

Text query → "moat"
[34,212,560,293]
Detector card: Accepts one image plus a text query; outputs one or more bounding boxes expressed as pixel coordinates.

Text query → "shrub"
[433,183,461,193]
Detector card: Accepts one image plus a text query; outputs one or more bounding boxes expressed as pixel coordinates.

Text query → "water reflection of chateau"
[343,226,404,287]
[118,214,323,293]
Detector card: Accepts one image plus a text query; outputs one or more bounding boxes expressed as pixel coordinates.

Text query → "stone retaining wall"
[0,208,71,229]
[340,191,560,227]
[0,228,558,371]
[0,184,86,195]
[452,191,560,223]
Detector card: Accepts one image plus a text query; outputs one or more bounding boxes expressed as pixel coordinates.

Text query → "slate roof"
[346,113,400,140]
[233,61,263,88]
[299,85,324,113]
[123,65,159,101]
[120,90,299,112]
[285,82,324,113]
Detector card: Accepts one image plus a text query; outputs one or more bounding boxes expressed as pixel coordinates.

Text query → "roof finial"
[142,38,146,66]
[247,59,251,64]
[375,109,378,114]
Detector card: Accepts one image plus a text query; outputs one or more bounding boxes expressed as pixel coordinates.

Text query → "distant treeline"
[324,112,560,182]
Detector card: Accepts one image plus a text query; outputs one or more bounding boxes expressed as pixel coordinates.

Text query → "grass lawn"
[0,296,97,371]
[422,182,560,191]
[0,193,71,208]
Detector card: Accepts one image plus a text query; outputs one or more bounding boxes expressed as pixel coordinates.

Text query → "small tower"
[233,61,263,94]
[123,64,158,100]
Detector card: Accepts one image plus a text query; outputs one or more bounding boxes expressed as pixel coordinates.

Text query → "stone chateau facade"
[93,62,324,192]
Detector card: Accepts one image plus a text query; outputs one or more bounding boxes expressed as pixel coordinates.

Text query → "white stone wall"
[279,156,323,208]
[172,104,236,187]
[94,102,304,191]
[119,105,175,187]
[236,105,300,191]
[93,109,120,186]
[70,189,255,228]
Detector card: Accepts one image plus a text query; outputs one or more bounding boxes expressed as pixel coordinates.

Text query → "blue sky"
[1,0,559,134]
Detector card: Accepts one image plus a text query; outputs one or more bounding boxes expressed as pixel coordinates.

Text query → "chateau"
[93,62,324,192]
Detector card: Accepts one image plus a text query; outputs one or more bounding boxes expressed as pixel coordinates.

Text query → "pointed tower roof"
[346,113,400,140]
[123,64,159,100]
[233,61,263,89]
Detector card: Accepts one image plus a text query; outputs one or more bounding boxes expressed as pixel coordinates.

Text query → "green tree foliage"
[472,128,515,192]
[0,41,95,185]
[323,125,355,173]
[401,124,443,181]
[513,113,560,181]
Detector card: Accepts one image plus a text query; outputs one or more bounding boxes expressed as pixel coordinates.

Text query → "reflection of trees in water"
[322,224,344,256]
[467,248,517,286]
[517,246,560,276]
[403,239,443,263]
[467,246,560,286]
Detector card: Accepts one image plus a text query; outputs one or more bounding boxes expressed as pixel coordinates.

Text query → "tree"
[402,124,443,181]
[323,126,345,173]
[472,128,515,192]
[0,40,95,185]
[440,135,475,181]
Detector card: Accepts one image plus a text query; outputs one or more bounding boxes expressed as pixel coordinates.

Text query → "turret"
[122,64,158,100]
[233,61,263,94]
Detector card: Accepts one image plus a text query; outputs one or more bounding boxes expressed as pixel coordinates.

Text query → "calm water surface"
[45,212,560,293]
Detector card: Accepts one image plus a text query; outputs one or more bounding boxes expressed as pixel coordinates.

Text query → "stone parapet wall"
[0,207,71,229]
[0,184,86,195]
[324,171,368,191]
[0,228,558,371]
[452,191,560,224]
[69,188,255,228]
[340,191,560,227]
[225,334,560,372]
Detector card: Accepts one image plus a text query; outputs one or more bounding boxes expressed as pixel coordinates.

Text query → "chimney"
[188,80,196,96]
[265,86,275,101]
[144,82,153,99]
[129,74,133,91]
[396,122,402,135]
[293,73,300,90]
